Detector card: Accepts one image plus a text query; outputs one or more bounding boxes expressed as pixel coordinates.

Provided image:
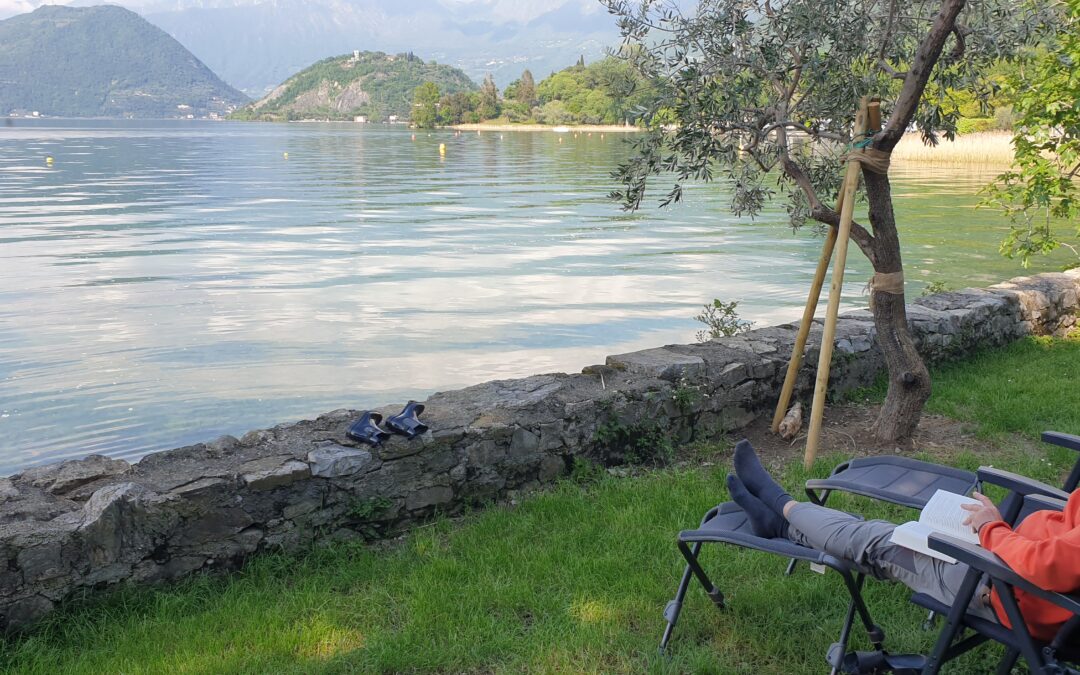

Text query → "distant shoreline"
[450,123,642,133]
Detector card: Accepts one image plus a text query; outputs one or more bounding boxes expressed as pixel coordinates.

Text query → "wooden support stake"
[803,97,873,470]
[771,212,839,433]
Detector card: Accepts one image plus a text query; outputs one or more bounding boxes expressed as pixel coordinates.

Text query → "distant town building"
[354,115,367,123]
[388,115,400,123]
[353,50,360,60]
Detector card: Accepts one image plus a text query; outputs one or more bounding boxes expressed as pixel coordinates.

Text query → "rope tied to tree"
[841,128,891,174]
[867,271,905,309]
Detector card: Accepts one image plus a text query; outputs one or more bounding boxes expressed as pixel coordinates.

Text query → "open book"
[888,489,982,564]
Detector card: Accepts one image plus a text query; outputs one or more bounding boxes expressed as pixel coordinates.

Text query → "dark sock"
[733,439,793,515]
[726,474,787,539]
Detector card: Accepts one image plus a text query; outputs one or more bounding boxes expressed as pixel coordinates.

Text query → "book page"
[917,489,981,544]
[889,521,958,564]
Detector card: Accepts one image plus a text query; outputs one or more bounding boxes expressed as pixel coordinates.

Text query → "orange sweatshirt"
[979,488,1080,642]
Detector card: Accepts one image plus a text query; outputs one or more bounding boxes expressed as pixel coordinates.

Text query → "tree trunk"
[863,170,931,441]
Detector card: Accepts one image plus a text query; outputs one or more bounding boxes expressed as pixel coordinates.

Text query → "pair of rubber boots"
[347,401,427,445]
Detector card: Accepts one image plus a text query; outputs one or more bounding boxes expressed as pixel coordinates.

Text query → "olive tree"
[603,0,1054,441]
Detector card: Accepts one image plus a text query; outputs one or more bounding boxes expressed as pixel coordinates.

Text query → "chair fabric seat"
[805,456,978,510]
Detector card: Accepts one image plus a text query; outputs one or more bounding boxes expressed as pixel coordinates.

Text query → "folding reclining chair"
[803,431,1080,512]
[659,500,926,674]
[922,486,1080,675]
[786,431,1080,577]
[660,432,1080,673]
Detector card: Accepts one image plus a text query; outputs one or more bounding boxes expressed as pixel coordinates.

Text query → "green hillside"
[0,5,247,118]
[239,51,476,121]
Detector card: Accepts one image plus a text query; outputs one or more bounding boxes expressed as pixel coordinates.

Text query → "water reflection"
[0,120,1068,473]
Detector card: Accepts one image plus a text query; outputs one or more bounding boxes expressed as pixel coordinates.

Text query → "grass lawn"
[2,334,1078,674]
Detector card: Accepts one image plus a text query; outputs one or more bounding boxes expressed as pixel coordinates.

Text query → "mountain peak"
[0,3,249,118]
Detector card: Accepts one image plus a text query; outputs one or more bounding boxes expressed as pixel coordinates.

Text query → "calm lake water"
[0,120,1068,474]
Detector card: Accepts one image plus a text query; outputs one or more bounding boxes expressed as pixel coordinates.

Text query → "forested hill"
[0,5,247,118]
[240,52,476,121]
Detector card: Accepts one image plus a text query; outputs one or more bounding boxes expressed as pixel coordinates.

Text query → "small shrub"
[921,280,951,297]
[568,456,605,485]
[694,299,753,342]
[347,497,394,539]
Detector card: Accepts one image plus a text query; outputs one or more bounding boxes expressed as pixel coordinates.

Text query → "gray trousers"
[786,503,998,622]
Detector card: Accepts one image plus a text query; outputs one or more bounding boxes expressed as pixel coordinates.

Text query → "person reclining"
[728,440,1080,642]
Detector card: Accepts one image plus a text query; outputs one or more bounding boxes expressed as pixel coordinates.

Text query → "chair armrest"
[977,467,1069,501]
[928,533,1080,616]
[1043,431,1080,453]
[1025,493,1067,513]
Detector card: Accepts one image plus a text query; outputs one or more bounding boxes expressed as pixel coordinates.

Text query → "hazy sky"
[0,0,607,21]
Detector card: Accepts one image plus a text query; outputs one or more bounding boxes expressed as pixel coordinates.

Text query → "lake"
[0,119,1067,474]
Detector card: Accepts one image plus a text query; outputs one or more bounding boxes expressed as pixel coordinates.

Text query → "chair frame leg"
[996,585,1049,673]
[659,542,703,654]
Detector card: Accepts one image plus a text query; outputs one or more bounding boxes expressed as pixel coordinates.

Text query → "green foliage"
[346,496,395,540]
[592,407,675,466]
[602,0,1054,215]
[920,280,951,297]
[956,117,996,135]
[567,456,605,486]
[694,299,753,342]
[477,74,500,120]
[0,5,247,118]
[437,91,478,125]
[535,57,655,125]
[516,69,537,107]
[411,81,440,129]
[347,496,393,522]
[983,0,1080,268]
[240,51,475,122]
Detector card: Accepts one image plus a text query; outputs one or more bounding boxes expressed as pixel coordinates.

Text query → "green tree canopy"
[411,81,441,128]
[984,0,1080,268]
[478,74,500,120]
[603,0,1056,441]
[536,57,654,125]
[517,69,537,106]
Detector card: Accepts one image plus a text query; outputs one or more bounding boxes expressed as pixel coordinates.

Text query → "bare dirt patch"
[684,402,1040,474]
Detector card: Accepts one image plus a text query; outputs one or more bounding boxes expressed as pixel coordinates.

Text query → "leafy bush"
[956,117,996,134]
[694,299,753,342]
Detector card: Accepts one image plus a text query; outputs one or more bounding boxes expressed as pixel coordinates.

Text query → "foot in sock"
[733,439,792,514]
[726,474,787,539]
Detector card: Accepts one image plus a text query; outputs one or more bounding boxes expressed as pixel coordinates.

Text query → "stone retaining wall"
[1,270,1077,629]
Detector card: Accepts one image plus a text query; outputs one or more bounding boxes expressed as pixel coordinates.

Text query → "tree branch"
[877,0,967,151]
[776,127,877,262]
[810,207,877,264]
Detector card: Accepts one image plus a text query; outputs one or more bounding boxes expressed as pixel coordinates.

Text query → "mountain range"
[1,0,622,96]
[0,5,248,117]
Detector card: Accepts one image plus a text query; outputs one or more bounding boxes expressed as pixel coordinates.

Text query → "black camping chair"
[659,501,929,674]
[920,488,1080,675]
[660,438,1080,673]
[786,431,1080,575]
[803,431,1080,511]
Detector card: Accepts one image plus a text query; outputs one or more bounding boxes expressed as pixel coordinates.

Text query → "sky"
[0,0,624,92]
[0,0,606,21]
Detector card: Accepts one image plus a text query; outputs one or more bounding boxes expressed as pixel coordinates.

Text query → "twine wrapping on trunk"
[841,147,891,174]
[867,271,905,310]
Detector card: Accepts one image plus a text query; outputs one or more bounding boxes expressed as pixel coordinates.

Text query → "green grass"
[2,334,1078,674]
[926,334,1080,437]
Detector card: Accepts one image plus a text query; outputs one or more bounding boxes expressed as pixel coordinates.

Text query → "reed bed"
[891,131,1015,166]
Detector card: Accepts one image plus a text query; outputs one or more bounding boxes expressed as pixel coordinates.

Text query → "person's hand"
[961,492,1003,533]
